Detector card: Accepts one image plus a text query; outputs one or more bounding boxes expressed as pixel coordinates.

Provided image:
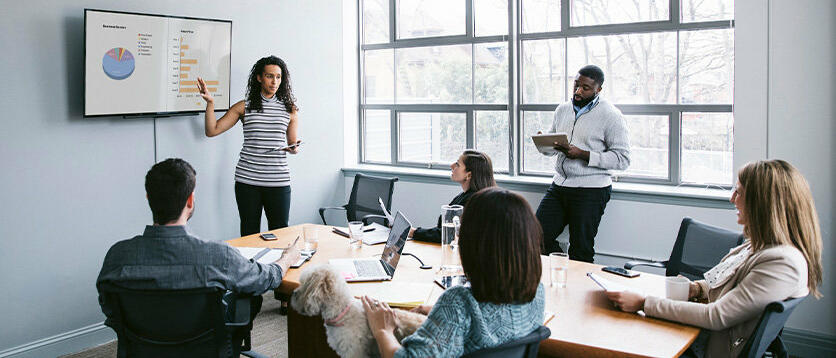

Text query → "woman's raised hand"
[196,77,214,103]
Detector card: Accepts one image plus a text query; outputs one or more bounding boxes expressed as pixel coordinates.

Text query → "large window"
[359,0,734,186]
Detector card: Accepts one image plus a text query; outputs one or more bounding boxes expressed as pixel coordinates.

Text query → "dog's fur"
[290,264,427,357]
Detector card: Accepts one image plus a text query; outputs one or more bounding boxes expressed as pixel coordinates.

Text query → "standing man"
[97,158,301,355]
[536,65,630,262]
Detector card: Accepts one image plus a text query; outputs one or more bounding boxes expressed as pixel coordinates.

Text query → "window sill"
[341,164,734,209]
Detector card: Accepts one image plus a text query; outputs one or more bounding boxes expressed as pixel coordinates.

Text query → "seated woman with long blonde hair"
[607,159,823,357]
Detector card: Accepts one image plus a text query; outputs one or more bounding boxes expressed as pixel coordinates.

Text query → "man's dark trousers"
[536,183,612,263]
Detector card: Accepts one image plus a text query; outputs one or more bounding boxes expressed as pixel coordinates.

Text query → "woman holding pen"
[198,55,301,236]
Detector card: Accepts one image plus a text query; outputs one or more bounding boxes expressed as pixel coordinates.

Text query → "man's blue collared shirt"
[573,95,600,120]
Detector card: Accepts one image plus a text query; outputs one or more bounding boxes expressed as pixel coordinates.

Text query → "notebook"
[329,211,411,282]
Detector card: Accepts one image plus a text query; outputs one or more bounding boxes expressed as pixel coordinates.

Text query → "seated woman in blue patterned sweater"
[362,187,546,358]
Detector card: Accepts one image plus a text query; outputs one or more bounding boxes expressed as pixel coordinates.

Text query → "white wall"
[0,0,346,355]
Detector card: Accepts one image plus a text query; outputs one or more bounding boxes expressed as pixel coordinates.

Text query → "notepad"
[234,247,285,265]
[587,272,628,292]
[350,282,434,309]
[362,222,391,245]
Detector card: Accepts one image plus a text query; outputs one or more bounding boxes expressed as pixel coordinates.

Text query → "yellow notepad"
[349,282,435,309]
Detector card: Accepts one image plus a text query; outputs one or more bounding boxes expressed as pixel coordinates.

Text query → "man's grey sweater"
[546,98,631,187]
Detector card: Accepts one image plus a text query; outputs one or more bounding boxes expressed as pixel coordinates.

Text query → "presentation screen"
[84,9,231,117]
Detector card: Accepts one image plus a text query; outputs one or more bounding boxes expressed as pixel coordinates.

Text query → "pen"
[282,235,301,250]
[332,228,350,238]
[363,228,376,232]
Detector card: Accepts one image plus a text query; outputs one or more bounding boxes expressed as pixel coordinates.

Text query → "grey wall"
[0,0,345,355]
[765,0,834,336]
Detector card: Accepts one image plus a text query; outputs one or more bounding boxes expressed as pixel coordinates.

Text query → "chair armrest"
[226,297,251,327]
[318,206,346,225]
[624,260,667,270]
[361,214,389,227]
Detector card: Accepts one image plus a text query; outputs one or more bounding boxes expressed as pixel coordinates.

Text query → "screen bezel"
[381,212,411,274]
[83,8,232,118]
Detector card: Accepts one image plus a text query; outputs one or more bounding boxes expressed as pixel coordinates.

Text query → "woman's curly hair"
[245,56,297,113]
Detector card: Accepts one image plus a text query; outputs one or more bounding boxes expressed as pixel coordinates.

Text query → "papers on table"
[362,222,391,245]
[256,249,285,264]
[234,247,285,265]
[587,272,629,292]
[235,247,266,260]
[350,282,434,309]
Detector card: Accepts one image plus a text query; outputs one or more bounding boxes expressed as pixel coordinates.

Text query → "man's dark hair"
[578,64,605,86]
[458,187,543,304]
[145,158,196,224]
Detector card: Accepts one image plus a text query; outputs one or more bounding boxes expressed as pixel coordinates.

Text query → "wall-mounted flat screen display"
[84,9,231,117]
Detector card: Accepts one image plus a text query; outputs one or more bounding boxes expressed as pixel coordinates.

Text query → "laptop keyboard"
[355,260,387,277]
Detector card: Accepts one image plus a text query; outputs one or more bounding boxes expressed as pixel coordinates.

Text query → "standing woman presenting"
[198,56,301,236]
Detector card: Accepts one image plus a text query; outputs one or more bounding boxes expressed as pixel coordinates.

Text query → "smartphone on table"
[259,233,278,241]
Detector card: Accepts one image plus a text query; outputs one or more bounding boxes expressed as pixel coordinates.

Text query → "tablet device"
[531,133,569,155]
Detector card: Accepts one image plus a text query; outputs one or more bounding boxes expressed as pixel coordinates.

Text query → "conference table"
[227,224,699,358]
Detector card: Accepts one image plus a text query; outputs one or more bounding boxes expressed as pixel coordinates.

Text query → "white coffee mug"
[665,276,690,301]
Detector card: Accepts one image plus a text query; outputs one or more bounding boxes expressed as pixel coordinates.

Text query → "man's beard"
[573,94,595,108]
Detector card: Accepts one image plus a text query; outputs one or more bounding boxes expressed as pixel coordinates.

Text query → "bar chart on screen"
[166,18,230,112]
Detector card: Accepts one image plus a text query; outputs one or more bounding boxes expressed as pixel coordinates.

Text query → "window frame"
[358,0,735,187]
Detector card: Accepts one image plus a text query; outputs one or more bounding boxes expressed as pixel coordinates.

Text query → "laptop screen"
[380,211,411,273]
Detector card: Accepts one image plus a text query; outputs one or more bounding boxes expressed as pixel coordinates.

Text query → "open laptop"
[329,211,411,282]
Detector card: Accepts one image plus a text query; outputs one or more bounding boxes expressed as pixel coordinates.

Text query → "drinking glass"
[440,205,464,275]
[549,252,569,288]
[303,225,318,252]
[348,221,363,249]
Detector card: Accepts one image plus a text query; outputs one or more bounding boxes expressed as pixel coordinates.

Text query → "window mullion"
[562,0,571,31]
[670,111,682,185]
[510,0,521,176]
[670,0,681,25]
[467,110,475,149]
[389,0,396,41]
[391,110,399,165]
[465,0,474,38]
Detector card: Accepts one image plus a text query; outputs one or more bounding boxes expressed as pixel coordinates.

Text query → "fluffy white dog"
[290,264,427,358]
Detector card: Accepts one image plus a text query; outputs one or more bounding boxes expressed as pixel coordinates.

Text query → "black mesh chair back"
[740,296,805,358]
[669,217,745,280]
[320,173,398,225]
[461,326,551,358]
[102,286,231,358]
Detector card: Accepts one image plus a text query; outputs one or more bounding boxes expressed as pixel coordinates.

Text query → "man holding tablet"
[535,65,630,262]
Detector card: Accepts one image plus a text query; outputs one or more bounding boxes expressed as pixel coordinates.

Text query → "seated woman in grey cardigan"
[363,187,545,358]
[409,149,496,242]
[607,159,823,358]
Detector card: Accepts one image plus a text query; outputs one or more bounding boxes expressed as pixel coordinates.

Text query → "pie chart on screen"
[102,47,135,80]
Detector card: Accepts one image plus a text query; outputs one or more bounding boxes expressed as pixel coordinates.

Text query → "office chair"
[100,286,267,358]
[625,217,744,280]
[319,173,398,226]
[461,326,551,358]
[739,296,806,358]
